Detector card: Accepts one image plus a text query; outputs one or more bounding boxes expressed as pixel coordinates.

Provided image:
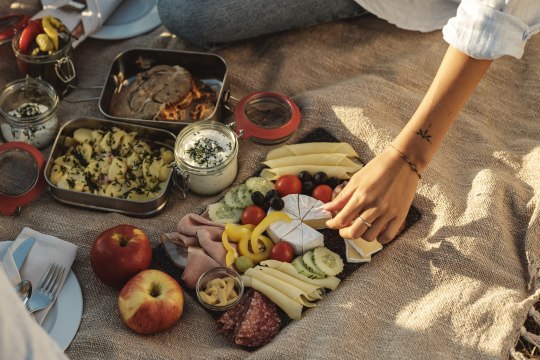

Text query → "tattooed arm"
[324,46,492,243]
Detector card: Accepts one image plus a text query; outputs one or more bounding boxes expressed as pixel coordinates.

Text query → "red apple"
[118,269,184,334]
[91,224,152,289]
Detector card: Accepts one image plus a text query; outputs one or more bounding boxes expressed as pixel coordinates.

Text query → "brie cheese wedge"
[267,194,332,255]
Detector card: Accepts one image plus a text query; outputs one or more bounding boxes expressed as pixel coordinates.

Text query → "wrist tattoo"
[416,124,432,143]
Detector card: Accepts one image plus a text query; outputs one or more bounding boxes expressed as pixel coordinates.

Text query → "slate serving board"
[153,127,421,345]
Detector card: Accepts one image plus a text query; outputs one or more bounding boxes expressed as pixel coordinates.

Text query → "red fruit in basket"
[119,269,184,335]
[312,184,333,203]
[91,224,152,289]
[275,175,302,197]
[18,20,43,54]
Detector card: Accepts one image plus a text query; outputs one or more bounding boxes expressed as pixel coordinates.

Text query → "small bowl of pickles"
[196,267,244,311]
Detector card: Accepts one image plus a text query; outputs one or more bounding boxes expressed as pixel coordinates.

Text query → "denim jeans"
[157,0,366,48]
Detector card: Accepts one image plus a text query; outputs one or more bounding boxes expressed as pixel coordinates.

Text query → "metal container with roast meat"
[96,48,228,132]
[44,117,177,217]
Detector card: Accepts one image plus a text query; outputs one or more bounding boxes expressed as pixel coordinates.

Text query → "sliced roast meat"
[181,246,220,289]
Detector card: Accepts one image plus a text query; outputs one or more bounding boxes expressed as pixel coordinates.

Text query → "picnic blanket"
[1,1,539,359]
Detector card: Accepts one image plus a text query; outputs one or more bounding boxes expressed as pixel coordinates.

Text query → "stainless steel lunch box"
[98,48,229,132]
[44,117,177,217]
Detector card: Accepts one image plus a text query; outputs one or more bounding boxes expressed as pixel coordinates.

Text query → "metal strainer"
[0,142,45,215]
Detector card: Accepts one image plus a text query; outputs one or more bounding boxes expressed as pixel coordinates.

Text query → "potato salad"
[49,127,174,200]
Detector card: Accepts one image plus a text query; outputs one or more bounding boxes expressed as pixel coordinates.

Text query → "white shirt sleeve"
[0,266,68,360]
[442,0,540,59]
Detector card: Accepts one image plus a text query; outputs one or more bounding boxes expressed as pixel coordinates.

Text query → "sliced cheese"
[348,237,383,258]
[260,260,341,290]
[242,275,304,320]
[263,153,361,169]
[345,240,371,263]
[265,142,359,160]
[256,266,323,300]
[245,268,317,308]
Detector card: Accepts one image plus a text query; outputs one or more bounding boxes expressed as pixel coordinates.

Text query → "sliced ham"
[177,213,225,242]
[197,229,228,267]
[181,247,221,289]
[161,231,200,248]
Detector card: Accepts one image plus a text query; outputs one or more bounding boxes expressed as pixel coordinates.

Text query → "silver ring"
[357,215,372,228]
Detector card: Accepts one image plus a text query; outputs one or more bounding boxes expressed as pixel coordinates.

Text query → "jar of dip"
[174,121,238,196]
[12,29,76,97]
[0,78,59,149]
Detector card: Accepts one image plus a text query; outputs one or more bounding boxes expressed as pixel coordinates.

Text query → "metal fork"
[26,263,65,314]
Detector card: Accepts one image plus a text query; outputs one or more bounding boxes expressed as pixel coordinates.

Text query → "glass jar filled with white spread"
[0,78,59,149]
[174,121,238,196]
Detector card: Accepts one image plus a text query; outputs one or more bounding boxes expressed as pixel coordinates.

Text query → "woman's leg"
[158,0,365,48]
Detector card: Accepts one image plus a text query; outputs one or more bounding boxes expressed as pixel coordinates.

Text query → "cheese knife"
[12,237,36,270]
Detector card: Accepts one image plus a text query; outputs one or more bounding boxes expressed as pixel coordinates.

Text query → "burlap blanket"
[1,2,539,359]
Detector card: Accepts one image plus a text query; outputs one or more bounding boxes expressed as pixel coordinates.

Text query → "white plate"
[90,0,161,40]
[0,241,83,351]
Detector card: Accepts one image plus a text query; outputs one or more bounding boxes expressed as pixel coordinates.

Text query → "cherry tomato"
[269,241,294,263]
[241,205,266,226]
[312,184,333,203]
[274,175,302,197]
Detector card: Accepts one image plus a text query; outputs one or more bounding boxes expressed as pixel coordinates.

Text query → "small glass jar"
[12,29,76,97]
[0,78,59,149]
[196,267,244,311]
[174,121,238,196]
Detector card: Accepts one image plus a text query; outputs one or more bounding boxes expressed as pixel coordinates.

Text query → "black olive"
[313,172,328,185]
[251,191,265,206]
[299,171,312,183]
[269,197,285,210]
[326,177,341,189]
[302,180,315,195]
[265,189,279,202]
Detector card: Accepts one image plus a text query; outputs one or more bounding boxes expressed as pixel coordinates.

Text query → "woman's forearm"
[393,45,492,172]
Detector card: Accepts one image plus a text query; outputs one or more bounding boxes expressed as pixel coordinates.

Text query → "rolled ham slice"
[181,247,221,289]
[177,213,225,242]
[197,229,228,267]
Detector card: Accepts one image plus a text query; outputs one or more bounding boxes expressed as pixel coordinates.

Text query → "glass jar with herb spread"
[174,121,238,196]
[0,78,59,149]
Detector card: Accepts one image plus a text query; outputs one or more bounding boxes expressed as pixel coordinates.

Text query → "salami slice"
[233,291,281,347]
[216,290,253,337]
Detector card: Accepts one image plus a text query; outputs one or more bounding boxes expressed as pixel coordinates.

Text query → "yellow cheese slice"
[345,240,371,263]
[347,237,383,258]
[263,153,362,169]
[265,142,359,160]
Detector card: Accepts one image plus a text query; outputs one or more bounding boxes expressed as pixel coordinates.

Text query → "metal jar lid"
[231,91,301,144]
[0,142,45,216]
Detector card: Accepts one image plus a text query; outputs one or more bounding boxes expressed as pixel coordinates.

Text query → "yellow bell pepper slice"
[224,223,251,242]
[221,231,237,267]
[250,211,291,254]
[239,234,273,265]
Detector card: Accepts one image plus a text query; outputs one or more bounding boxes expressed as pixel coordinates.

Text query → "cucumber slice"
[292,256,324,279]
[224,184,253,208]
[245,177,275,195]
[207,202,243,224]
[302,250,327,278]
[224,185,243,208]
[235,184,254,208]
[313,247,344,276]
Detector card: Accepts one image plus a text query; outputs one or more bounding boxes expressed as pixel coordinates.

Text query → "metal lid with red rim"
[234,91,301,144]
[0,14,29,45]
[0,142,45,216]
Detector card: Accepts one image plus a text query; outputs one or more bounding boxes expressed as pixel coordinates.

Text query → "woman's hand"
[324,148,419,244]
